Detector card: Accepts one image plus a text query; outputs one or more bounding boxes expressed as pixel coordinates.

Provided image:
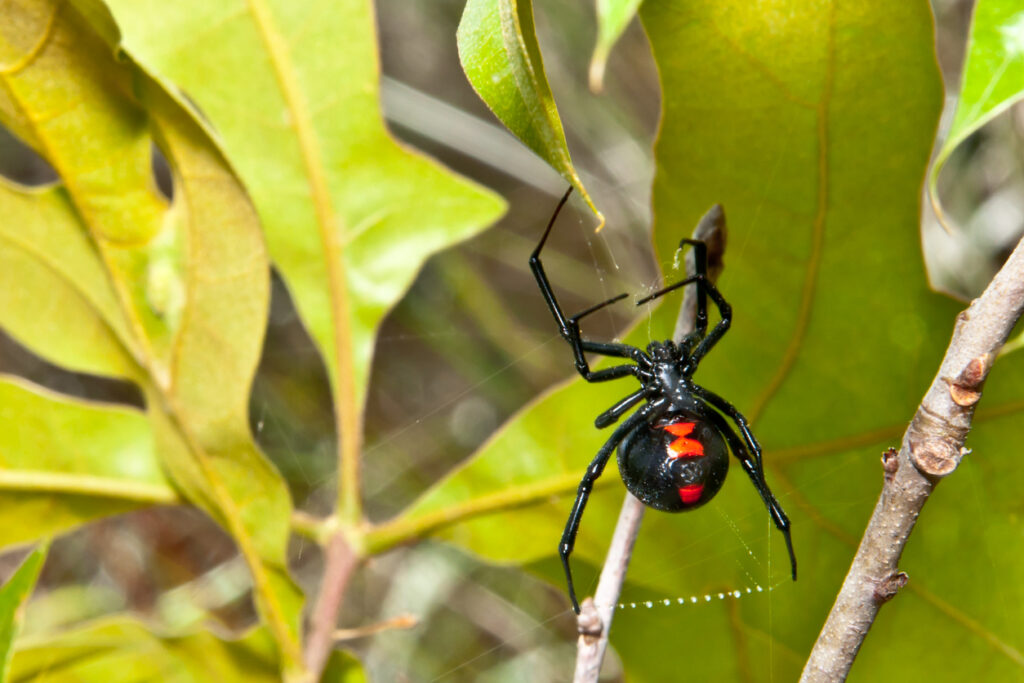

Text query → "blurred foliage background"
[1,0,1022,680]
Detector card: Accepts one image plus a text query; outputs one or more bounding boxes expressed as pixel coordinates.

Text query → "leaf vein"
[244,0,363,523]
[746,2,835,424]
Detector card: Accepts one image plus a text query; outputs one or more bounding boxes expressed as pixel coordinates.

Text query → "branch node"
[577,598,603,641]
[801,236,1024,682]
[872,571,909,604]
[944,353,991,406]
[909,437,961,478]
[881,447,899,482]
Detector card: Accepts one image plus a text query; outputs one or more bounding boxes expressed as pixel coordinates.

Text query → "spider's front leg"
[530,189,649,382]
[679,238,709,338]
[635,238,731,366]
[594,388,648,429]
[559,407,654,613]
[690,387,797,580]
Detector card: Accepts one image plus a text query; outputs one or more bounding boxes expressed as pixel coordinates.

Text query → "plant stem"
[573,204,727,681]
[0,470,179,504]
[572,493,645,682]
[304,531,360,679]
[363,472,617,555]
[800,235,1024,682]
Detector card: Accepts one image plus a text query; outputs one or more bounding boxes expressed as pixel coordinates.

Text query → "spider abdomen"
[617,415,729,512]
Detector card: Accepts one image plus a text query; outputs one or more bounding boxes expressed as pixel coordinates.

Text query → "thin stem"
[363,472,617,555]
[800,235,1024,682]
[333,614,418,642]
[291,510,331,544]
[304,533,361,679]
[572,494,645,682]
[573,204,727,681]
[0,470,179,504]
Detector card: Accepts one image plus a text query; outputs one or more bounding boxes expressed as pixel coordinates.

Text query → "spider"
[529,189,797,614]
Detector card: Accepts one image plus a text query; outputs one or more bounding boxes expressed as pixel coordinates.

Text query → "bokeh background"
[1,0,1021,680]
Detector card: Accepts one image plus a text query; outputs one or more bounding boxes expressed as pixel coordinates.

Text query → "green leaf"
[383,1,1024,679]
[590,0,643,92]
[0,2,301,672]
[0,544,47,683]
[0,377,175,548]
[0,181,139,380]
[8,617,365,683]
[929,0,1024,223]
[457,0,601,221]
[322,650,367,683]
[132,77,304,680]
[101,0,507,524]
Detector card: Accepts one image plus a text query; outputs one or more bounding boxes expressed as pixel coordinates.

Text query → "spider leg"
[584,365,641,384]
[690,387,796,580]
[594,387,648,428]
[566,295,639,379]
[634,239,709,338]
[560,406,656,613]
[682,239,709,339]
[579,339,647,362]
[637,273,731,367]
[692,386,763,468]
[530,189,650,379]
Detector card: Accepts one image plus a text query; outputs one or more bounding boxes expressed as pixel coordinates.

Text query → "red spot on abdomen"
[678,484,704,504]
[662,422,704,459]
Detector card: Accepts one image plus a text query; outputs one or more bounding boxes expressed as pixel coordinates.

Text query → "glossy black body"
[530,188,797,613]
[618,415,728,512]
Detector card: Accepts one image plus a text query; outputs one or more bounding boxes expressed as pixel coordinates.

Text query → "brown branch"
[801,235,1024,682]
[333,613,418,642]
[304,532,360,680]
[573,205,727,681]
[572,494,645,682]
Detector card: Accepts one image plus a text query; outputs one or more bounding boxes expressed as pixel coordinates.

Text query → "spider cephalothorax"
[530,188,796,613]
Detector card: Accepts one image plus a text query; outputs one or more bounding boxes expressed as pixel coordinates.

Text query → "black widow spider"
[530,189,797,613]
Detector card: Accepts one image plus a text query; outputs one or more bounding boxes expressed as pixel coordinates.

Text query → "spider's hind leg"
[691,388,797,581]
[559,408,652,613]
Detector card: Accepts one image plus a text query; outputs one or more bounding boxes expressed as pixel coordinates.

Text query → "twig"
[801,235,1024,682]
[572,496,645,683]
[304,531,360,680]
[573,205,727,681]
[333,613,418,642]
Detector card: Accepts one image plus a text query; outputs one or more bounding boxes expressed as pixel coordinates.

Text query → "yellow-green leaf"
[0,1,301,672]
[322,650,367,683]
[133,74,304,681]
[8,617,357,683]
[102,0,507,525]
[0,377,174,549]
[929,0,1024,224]
[0,4,162,248]
[457,0,601,221]
[0,544,47,683]
[0,181,138,380]
[590,0,643,92]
